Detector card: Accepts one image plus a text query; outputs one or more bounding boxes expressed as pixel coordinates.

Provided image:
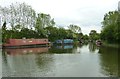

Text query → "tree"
[68,24,81,33]
[83,34,89,40]
[58,27,67,39]
[2,22,7,42]
[89,30,100,41]
[68,24,82,39]
[35,13,55,38]
[101,11,120,43]
[66,29,74,39]
[45,26,59,41]
[0,2,36,30]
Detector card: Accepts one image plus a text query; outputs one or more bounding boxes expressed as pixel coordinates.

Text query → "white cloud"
[0,0,119,34]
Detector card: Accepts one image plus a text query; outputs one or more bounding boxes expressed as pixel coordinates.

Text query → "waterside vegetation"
[0,2,119,46]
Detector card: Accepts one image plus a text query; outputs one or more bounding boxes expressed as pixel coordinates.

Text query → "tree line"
[1,2,119,44]
[0,2,87,43]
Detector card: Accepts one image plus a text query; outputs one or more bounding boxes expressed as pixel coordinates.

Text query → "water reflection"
[89,42,99,52]
[48,45,74,54]
[3,47,49,55]
[56,45,73,49]
[34,54,55,76]
[2,47,54,77]
[49,44,87,54]
[2,54,37,77]
[98,46,118,77]
[0,49,2,78]
[2,44,119,77]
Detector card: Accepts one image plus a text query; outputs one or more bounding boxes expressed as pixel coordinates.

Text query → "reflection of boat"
[3,38,50,48]
[96,40,102,46]
[56,45,73,49]
[64,45,73,49]
[4,47,49,55]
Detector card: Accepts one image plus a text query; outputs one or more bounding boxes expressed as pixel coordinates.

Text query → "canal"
[2,43,119,77]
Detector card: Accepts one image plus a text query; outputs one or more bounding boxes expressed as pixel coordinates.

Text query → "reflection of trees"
[2,50,8,64]
[35,54,54,72]
[35,54,56,76]
[2,50,10,76]
[2,49,54,77]
[49,45,73,54]
[2,49,13,77]
[78,43,84,48]
[89,42,99,52]
[2,53,38,77]
[98,46,118,77]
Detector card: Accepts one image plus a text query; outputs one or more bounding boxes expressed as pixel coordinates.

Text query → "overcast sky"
[0,0,119,34]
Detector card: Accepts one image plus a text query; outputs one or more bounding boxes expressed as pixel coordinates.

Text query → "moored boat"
[54,39,73,44]
[96,40,102,46]
[2,38,50,48]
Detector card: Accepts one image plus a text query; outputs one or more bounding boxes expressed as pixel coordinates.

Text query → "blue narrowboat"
[63,39,73,44]
[54,39,73,44]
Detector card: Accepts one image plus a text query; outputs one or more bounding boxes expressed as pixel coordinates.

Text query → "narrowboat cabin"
[63,39,73,44]
[54,39,73,44]
[2,38,50,48]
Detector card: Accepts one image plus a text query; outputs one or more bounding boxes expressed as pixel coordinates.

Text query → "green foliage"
[58,28,67,39]
[2,21,7,43]
[101,11,120,43]
[35,13,55,38]
[45,26,59,41]
[83,34,89,40]
[67,24,82,40]
[89,30,100,41]
[68,24,81,33]
[65,30,73,39]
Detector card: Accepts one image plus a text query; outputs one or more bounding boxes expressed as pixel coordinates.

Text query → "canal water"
[2,43,119,77]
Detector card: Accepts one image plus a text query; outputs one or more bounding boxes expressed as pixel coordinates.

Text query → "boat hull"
[3,44,50,49]
[2,39,50,49]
